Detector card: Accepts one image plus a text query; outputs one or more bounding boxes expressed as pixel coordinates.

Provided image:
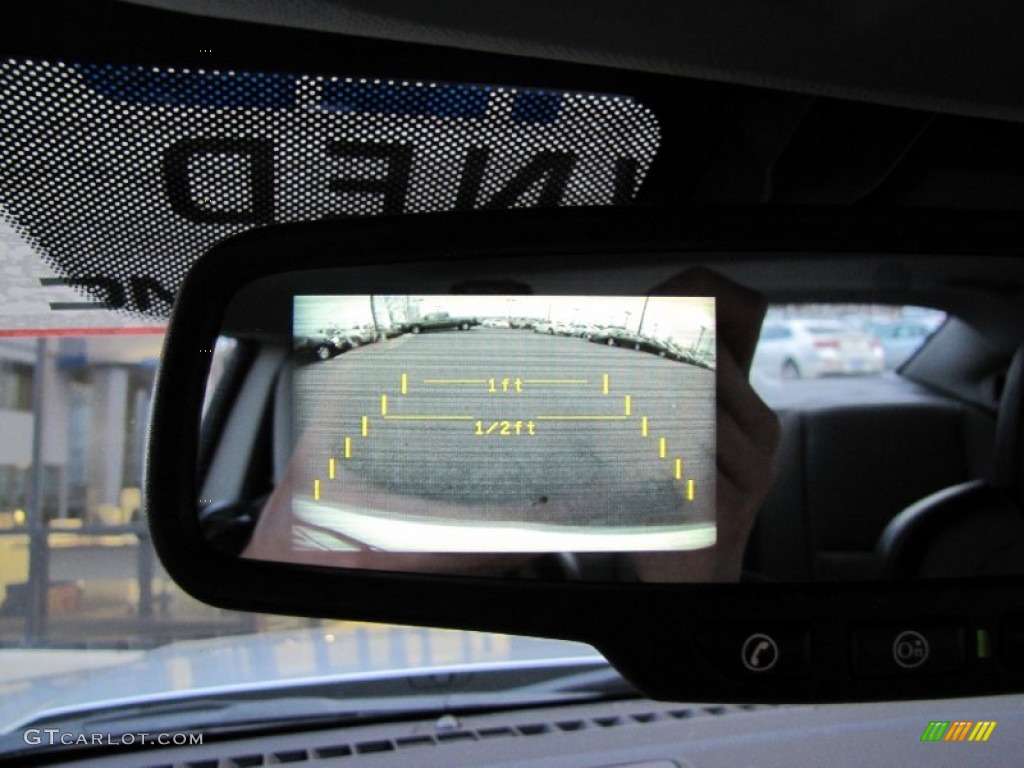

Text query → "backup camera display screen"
[290,295,716,553]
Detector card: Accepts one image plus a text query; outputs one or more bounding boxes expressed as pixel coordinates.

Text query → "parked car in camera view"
[298,326,369,361]
[752,319,885,379]
[586,327,693,362]
[402,311,480,334]
[587,326,643,347]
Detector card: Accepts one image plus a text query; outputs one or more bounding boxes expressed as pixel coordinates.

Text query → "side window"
[0,359,33,411]
[751,305,946,406]
[760,326,791,341]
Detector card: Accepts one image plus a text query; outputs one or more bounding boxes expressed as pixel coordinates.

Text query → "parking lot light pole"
[638,296,650,335]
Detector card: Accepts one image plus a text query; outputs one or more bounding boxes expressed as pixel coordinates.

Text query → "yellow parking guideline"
[624,395,631,416]
[381,394,387,416]
[687,479,695,500]
[659,437,666,458]
[401,373,408,394]
[344,437,352,458]
[602,373,609,394]
[675,458,682,480]
[314,479,320,501]
[329,458,335,480]
[641,416,648,437]
[969,721,997,742]
[361,416,369,437]
[384,415,474,420]
[536,415,628,421]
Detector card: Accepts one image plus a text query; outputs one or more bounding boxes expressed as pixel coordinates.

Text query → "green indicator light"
[977,628,991,659]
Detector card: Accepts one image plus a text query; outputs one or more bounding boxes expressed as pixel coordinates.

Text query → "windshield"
[1,23,1021,764]
[0,59,650,756]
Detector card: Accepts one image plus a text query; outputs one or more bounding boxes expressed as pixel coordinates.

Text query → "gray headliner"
[125,0,1024,122]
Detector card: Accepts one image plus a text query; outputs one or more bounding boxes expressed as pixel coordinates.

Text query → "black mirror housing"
[148,206,1024,702]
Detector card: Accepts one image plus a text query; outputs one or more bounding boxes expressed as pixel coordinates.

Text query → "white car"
[753,319,885,379]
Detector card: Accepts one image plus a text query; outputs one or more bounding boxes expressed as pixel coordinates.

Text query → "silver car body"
[753,319,885,378]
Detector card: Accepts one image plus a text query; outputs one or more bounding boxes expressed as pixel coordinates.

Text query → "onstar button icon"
[893,630,930,669]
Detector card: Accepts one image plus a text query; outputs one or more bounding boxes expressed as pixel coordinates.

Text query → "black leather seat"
[745,400,993,582]
[876,345,1024,579]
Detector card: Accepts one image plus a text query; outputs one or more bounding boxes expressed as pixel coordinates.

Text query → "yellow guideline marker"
[535,415,628,421]
[401,373,407,394]
[384,415,475,420]
[687,479,695,500]
[659,437,666,458]
[675,458,682,480]
[602,373,609,394]
[361,416,368,437]
[314,479,320,501]
[329,458,335,480]
[344,437,352,458]
[381,394,387,416]
[624,395,632,416]
[641,416,648,437]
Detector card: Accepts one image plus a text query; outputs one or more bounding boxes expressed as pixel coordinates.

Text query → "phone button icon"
[741,633,780,672]
[696,626,810,678]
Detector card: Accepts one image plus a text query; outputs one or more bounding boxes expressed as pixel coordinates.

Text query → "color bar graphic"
[921,720,997,742]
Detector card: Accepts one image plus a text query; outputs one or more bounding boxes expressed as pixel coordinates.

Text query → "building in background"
[0,334,159,527]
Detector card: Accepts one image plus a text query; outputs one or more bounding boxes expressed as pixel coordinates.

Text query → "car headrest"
[876,480,1024,579]
[994,344,1024,506]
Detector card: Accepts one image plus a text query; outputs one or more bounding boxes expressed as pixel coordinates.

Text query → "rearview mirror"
[148,206,1024,702]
